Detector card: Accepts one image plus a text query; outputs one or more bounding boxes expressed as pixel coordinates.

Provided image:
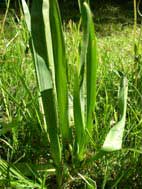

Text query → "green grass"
[1,3,142,188]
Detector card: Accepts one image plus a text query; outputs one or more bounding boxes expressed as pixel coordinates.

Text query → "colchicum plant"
[16,0,128,188]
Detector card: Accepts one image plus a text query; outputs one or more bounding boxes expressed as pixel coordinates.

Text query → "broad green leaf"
[79,2,89,88]
[73,2,97,160]
[83,3,98,134]
[34,54,53,92]
[49,0,71,143]
[102,76,128,151]
[73,66,85,160]
[22,0,61,166]
[31,0,54,69]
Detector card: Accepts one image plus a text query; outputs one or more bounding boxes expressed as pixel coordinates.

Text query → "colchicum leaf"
[73,66,85,160]
[22,0,61,167]
[83,2,98,135]
[102,76,128,151]
[49,0,71,144]
[73,2,98,160]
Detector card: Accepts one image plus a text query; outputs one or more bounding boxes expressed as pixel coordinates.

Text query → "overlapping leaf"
[22,0,61,166]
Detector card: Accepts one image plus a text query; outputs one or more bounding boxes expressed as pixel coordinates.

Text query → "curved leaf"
[102,76,128,151]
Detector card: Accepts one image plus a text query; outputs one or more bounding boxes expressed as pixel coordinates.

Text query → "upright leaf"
[78,0,90,14]
[83,3,98,134]
[73,66,85,160]
[73,2,97,161]
[49,0,71,143]
[22,0,61,166]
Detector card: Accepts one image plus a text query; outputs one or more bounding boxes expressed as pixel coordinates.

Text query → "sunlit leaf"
[102,76,128,151]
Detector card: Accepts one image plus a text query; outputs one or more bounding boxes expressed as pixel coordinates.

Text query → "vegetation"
[0,0,142,188]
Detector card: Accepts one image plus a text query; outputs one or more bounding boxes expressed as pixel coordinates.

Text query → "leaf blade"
[22,0,61,166]
[102,76,128,151]
[49,0,71,143]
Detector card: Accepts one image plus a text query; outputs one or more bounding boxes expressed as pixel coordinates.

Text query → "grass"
[1,2,142,188]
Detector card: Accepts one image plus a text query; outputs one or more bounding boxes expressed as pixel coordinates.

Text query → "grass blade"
[78,0,90,13]
[78,173,97,189]
[0,159,43,188]
[21,0,31,32]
